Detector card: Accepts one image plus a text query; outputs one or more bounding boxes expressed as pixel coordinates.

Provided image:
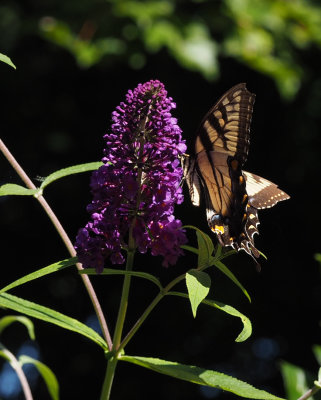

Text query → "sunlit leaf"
[121,355,284,399]
[0,315,35,340]
[211,259,251,302]
[280,361,310,400]
[79,268,163,290]
[313,345,321,366]
[0,343,13,362]
[0,53,16,69]
[0,184,38,196]
[184,225,214,267]
[0,293,107,350]
[185,269,211,317]
[40,162,103,189]
[19,355,59,400]
[180,245,198,255]
[168,291,252,342]
[0,258,77,294]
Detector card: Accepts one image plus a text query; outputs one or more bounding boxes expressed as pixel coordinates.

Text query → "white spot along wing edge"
[243,170,290,209]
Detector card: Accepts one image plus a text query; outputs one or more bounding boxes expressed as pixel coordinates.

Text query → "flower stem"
[119,271,186,352]
[0,345,33,400]
[298,384,321,400]
[100,242,135,400]
[113,248,135,349]
[0,138,112,350]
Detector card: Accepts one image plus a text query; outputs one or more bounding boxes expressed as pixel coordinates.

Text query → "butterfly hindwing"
[243,171,290,209]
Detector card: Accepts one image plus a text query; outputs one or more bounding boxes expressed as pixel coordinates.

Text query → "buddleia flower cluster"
[75,80,187,272]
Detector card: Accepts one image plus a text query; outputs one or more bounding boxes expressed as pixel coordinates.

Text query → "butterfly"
[181,83,290,262]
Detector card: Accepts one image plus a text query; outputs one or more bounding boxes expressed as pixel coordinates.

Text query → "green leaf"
[196,231,213,267]
[40,161,103,189]
[314,253,321,264]
[19,355,59,400]
[211,259,251,302]
[168,291,251,342]
[180,245,199,255]
[313,345,321,366]
[0,53,16,69]
[121,355,284,399]
[0,257,78,294]
[0,343,13,362]
[185,270,211,318]
[0,184,38,196]
[0,316,35,340]
[280,361,310,400]
[184,225,214,267]
[0,293,107,350]
[201,298,252,342]
[79,268,163,290]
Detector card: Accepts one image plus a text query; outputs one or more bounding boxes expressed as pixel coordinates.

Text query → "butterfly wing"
[193,84,256,251]
[182,83,289,262]
[243,171,290,209]
[195,82,255,164]
[181,154,201,207]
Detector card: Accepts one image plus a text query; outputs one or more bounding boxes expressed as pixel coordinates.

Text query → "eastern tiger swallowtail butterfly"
[181,83,290,262]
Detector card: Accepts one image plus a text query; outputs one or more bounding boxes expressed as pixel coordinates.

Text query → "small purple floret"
[75,80,187,272]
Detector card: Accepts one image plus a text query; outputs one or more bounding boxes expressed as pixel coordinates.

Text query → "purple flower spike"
[75,80,187,272]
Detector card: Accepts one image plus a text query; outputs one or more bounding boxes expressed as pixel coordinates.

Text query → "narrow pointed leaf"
[0,184,38,196]
[180,245,199,255]
[0,316,35,339]
[79,268,163,290]
[185,225,214,267]
[19,355,59,400]
[0,257,78,294]
[196,231,212,267]
[312,345,321,366]
[0,293,107,350]
[0,343,12,362]
[167,291,251,342]
[280,361,309,400]
[212,259,251,302]
[40,162,103,189]
[121,356,284,399]
[0,53,16,69]
[185,270,211,318]
[202,298,252,342]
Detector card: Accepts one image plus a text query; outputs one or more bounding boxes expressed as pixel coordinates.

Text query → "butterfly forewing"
[180,154,201,207]
[197,151,233,217]
[196,83,255,166]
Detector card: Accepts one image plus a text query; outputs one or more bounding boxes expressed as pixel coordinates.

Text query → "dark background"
[1,1,321,399]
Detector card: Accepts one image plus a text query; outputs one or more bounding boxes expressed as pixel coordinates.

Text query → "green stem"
[119,272,186,352]
[100,109,151,399]
[113,248,135,349]
[100,241,135,400]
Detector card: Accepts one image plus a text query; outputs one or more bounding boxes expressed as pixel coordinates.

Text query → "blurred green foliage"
[34,0,321,100]
[280,345,321,400]
[1,0,321,99]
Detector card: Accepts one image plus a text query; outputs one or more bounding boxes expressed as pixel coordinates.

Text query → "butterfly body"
[182,83,289,260]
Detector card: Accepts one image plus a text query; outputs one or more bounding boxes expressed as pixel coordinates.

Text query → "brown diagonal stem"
[0,138,112,350]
